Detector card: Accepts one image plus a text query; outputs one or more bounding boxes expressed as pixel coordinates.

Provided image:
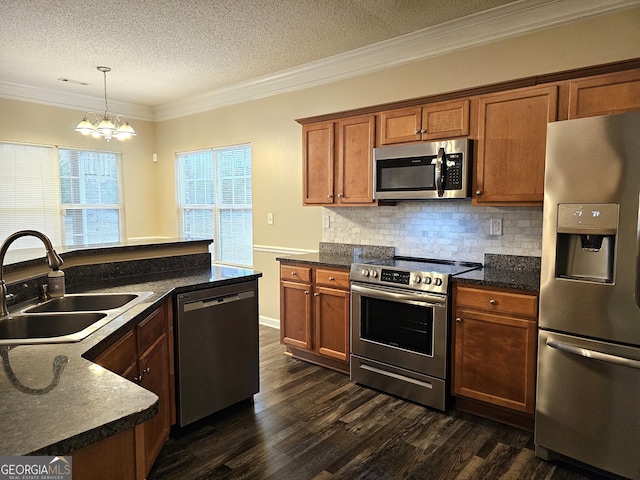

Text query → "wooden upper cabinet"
[379,99,470,145]
[303,121,334,205]
[568,68,640,119]
[336,115,376,205]
[302,115,375,206]
[474,85,558,206]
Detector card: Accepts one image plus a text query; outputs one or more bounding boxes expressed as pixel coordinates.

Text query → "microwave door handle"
[435,147,445,197]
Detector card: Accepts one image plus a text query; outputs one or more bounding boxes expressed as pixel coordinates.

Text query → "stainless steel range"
[350,257,481,411]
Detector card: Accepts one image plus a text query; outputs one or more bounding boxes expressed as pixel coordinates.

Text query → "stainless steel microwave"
[373,139,471,200]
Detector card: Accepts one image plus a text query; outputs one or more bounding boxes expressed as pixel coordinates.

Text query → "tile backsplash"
[322,201,542,264]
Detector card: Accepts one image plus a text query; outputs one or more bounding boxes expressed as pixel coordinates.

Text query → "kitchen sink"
[0,291,153,345]
[25,293,140,313]
[0,312,107,340]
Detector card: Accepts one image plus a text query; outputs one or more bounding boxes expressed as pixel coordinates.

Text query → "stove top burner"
[350,256,483,294]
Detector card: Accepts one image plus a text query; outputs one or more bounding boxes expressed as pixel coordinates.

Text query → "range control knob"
[412,275,421,283]
[361,269,370,277]
[434,278,443,286]
[371,270,378,278]
[423,276,432,285]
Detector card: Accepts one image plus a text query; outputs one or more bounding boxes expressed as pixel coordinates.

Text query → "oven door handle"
[351,283,446,307]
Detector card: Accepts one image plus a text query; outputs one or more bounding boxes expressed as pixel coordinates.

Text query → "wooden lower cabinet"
[280,263,350,372]
[452,284,538,430]
[92,299,173,479]
[71,427,137,480]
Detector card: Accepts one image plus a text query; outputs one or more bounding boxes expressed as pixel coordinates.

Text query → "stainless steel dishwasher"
[175,279,259,427]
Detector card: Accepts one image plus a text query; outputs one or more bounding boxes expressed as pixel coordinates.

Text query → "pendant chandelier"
[75,66,136,142]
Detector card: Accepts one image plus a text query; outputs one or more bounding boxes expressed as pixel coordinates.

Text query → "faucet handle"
[40,284,50,301]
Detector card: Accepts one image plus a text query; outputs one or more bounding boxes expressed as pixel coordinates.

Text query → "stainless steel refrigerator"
[536,110,640,479]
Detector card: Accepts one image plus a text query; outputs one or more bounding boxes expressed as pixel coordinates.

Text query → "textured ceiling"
[0,0,519,107]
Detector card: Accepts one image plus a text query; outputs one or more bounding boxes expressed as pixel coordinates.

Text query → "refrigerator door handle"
[546,338,640,369]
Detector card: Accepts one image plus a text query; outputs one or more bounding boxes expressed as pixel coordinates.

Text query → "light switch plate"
[267,212,274,225]
[490,218,502,236]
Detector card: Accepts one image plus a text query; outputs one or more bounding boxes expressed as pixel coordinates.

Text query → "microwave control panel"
[444,153,464,190]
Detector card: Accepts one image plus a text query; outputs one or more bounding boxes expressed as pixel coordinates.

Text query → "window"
[177,145,253,267]
[0,142,124,250]
[58,149,123,245]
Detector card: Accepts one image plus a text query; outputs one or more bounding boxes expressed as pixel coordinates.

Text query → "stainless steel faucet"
[0,230,63,317]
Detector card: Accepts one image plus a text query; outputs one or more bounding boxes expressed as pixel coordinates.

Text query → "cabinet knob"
[328,276,335,281]
[338,193,344,198]
[489,299,497,305]
[414,130,420,134]
[327,194,333,199]
[134,375,142,383]
[455,317,462,323]
[476,190,482,195]
[314,292,320,297]
[291,272,297,276]
[420,129,426,134]
[304,290,310,295]
[143,367,151,374]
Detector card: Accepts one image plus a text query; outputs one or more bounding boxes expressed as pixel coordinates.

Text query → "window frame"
[176,144,253,267]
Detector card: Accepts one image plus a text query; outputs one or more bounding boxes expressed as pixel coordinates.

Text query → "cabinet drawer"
[137,306,167,354]
[456,285,538,318]
[280,265,312,283]
[315,268,350,289]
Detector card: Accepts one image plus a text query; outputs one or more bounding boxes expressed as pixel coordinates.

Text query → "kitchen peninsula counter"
[0,243,261,457]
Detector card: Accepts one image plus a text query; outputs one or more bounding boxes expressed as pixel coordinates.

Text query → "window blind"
[0,143,62,249]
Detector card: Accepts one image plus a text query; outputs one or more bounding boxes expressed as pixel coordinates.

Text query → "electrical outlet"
[490,218,502,236]
[323,215,330,229]
[267,212,274,225]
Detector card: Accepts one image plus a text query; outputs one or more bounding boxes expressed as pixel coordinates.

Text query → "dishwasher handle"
[182,289,255,313]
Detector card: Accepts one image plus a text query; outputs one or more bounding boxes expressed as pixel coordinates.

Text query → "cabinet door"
[136,306,171,478]
[137,333,170,477]
[314,286,350,362]
[475,85,558,205]
[336,115,376,204]
[453,310,537,414]
[280,280,312,350]
[421,99,470,140]
[379,107,422,145]
[71,427,137,480]
[303,121,335,205]
[568,68,640,119]
[94,329,137,380]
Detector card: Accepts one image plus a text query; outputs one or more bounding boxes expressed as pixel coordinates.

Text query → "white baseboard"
[259,315,280,329]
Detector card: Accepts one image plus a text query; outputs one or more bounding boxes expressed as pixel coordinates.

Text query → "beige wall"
[0,98,158,239]
[1,8,639,322]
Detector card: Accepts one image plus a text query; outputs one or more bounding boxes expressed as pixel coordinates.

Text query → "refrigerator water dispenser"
[555,203,618,283]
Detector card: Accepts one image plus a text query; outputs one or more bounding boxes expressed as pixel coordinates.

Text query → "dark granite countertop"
[276,242,395,270]
[277,252,363,269]
[453,267,540,292]
[277,248,541,292]
[0,265,261,456]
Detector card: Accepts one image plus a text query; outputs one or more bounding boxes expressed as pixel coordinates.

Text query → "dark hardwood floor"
[149,326,613,480]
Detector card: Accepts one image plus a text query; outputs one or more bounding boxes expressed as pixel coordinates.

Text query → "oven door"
[350,282,448,379]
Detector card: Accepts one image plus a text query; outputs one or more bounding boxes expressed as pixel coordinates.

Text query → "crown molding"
[1,0,637,122]
[155,0,639,120]
[0,81,155,121]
